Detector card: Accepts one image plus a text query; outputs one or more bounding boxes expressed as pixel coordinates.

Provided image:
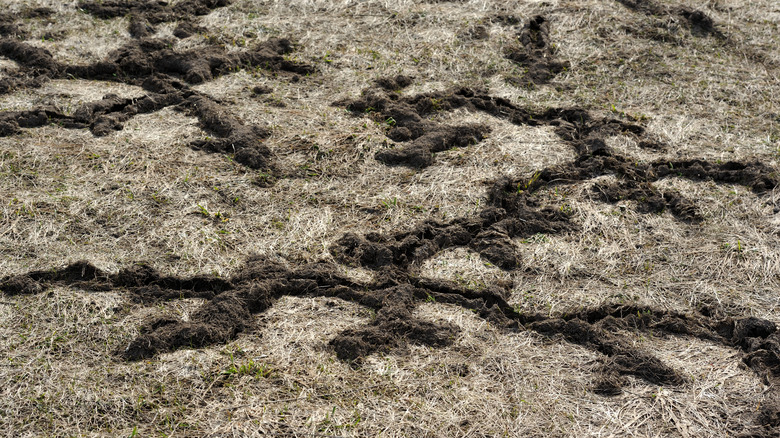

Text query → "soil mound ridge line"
[504,15,570,86]
[3,259,778,407]
[79,0,229,39]
[0,36,315,172]
[338,86,644,168]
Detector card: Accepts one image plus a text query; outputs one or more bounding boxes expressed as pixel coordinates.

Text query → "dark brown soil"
[79,0,228,38]
[179,94,275,170]
[2,2,780,434]
[0,260,232,297]
[331,202,571,270]
[173,22,208,39]
[0,84,275,169]
[617,0,724,39]
[3,206,780,433]
[620,0,770,70]
[489,14,522,26]
[340,84,777,222]
[0,32,314,171]
[339,85,653,168]
[374,74,414,91]
[79,0,228,22]
[0,35,312,86]
[3,258,778,402]
[375,124,489,168]
[504,16,570,86]
[0,1,308,174]
[330,83,779,436]
[340,86,507,168]
[513,154,778,221]
[332,153,776,269]
[0,7,53,38]
[593,180,701,221]
[1,0,310,101]
[329,284,459,361]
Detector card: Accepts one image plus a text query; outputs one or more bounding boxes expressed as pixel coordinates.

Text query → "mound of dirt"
[0,7,53,38]
[79,0,228,38]
[504,16,570,86]
[0,35,316,172]
[341,86,502,168]
[331,203,571,271]
[376,124,489,168]
[374,74,414,91]
[1,32,313,93]
[179,95,275,169]
[593,180,701,221]
[340,84,778,222]
[339,85,651,168]
[78,0,228,22]
[457,24,489,41]
[330,284,459,361]
[173,21,207,39]
[4,256,779,413]
[509,154,778,221]
[616,0,724,39]
[0,84,276,169]
[0,34,313,121]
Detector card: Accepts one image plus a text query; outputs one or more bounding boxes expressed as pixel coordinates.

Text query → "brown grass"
[1,0,779,436]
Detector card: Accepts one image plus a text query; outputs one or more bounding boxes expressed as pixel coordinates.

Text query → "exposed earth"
[1,0,779,436]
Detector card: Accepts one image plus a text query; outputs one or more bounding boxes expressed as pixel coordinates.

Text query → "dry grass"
[1,0,779,436]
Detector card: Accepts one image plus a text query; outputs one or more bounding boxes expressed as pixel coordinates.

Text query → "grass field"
[1,0,779,436]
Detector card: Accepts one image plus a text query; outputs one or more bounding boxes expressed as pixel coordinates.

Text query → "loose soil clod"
[0,7,53,38]
[617,0,725,40]
[78,0,228,22]
[504,15,570,86]
[374,74,414,91]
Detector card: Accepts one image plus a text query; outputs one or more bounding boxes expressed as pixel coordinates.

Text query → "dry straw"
[0,0,779,436]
